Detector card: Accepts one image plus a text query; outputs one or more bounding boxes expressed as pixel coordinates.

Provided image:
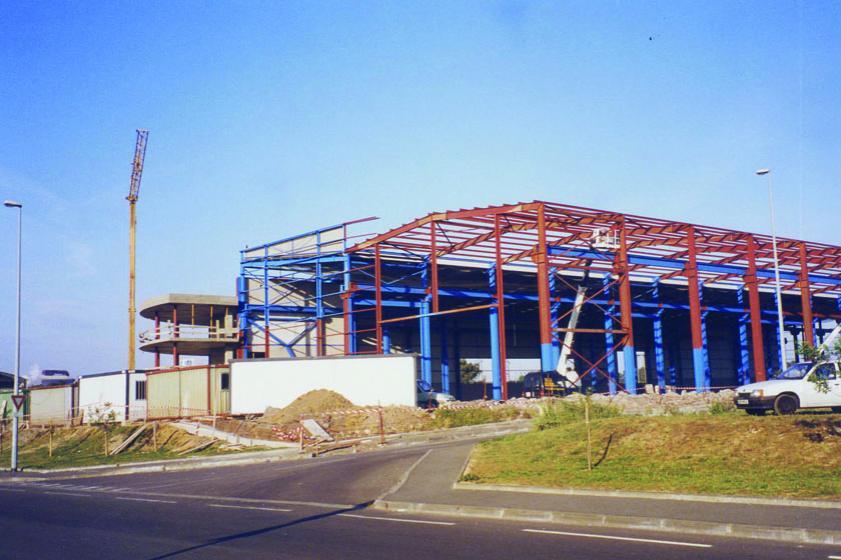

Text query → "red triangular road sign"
[11,395,25,411]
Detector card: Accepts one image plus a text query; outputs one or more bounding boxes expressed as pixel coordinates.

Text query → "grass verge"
[0,423,262,470]
[464,409,841,499]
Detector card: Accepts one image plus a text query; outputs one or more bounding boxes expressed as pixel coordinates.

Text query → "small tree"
[459,360,483,384]
[798,341,841,394]
[88,404,117,456]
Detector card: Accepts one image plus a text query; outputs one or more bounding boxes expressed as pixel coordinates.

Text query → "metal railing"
[139,324,237,344]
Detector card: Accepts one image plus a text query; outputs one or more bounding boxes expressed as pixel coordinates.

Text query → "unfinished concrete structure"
[139,294,238,367]
[238,201,841,400]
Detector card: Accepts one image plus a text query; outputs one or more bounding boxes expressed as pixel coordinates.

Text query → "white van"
[734,362,841,415]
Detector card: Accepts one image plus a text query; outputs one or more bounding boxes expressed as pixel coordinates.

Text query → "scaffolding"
[238,201,841,399]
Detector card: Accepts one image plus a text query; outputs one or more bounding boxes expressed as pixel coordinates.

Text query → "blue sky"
[1,1,839,376]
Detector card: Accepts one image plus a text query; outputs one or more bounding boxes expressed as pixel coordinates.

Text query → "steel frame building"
[238,201,841,400]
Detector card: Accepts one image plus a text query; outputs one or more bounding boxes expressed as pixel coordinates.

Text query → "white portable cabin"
[78,370,148,424]
[29,382,78,425]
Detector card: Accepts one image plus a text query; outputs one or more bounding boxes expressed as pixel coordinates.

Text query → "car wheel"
[773,394,799,415]
[745,409,766,416]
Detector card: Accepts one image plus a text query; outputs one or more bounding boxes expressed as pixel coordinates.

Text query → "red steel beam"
[686,225,705,388]
[745,236,766,381]
[617,220,635,361]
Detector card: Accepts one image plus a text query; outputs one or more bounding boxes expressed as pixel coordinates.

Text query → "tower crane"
[127,129,149,371]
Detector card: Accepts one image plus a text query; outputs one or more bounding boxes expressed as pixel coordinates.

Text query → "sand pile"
[261,389,355,425]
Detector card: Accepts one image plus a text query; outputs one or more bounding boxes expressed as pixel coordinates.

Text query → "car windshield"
[771,363,814,380]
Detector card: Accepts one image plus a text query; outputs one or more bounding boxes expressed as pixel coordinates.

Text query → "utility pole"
[4,200,22,471]
[127,130,149,371]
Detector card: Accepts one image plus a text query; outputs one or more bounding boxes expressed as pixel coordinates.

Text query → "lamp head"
[3,200,22,208]
[755,168,770,176]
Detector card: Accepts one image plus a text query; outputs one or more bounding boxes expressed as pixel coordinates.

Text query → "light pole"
[3,200,22,471]
[755,169,788,371]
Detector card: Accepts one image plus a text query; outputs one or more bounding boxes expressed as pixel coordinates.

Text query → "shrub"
[534,397,620,431]
[432,405,526,428]
[709,400,737,415]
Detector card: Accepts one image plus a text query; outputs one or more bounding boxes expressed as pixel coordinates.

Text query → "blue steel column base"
[623,345,637,394]
[692,347,706,392]
[540,343,555,373]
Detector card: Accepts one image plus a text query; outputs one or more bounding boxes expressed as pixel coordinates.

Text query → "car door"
[800,363,841,408]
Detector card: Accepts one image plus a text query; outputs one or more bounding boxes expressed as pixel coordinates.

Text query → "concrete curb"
[372,499,841,546]
[452,482,841,510]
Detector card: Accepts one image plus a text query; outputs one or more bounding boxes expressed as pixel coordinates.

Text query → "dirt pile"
[261,389,355,426]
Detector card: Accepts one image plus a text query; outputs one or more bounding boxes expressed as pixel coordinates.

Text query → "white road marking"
[44,492,91,498]
[208,504,293,513]
[116,497,177,504]
[338,513,455,526]
[523,529,713,548]
[827,556,841,559]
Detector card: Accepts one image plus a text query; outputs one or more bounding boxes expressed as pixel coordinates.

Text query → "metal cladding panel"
[79,373,127,423]
[230,355,417,414]
[147,370,181,418]
[179,369,208,416]
[30,386,74,424]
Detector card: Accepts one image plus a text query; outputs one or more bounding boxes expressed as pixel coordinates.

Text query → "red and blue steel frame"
[239,201,841,397]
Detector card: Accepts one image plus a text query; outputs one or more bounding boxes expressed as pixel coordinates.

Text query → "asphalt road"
[1,440,839,560]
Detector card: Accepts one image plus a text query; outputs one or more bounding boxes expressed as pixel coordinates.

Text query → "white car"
[734,361,841,415]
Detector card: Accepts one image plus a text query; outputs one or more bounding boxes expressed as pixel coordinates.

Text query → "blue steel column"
[440,318,450,395]
[603,274,618,395]
[419,263,432,386]
[453,323,462,400]
[315,231,324,356]
[549,268,561,365]
[237,274,249,358]
[383,327,391,354]
[652,281,666,393]
[488,264,503,400]
[736,286,751,386]
[699,285,711,389]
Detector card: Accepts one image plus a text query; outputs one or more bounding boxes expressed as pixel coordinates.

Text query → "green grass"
[464,412,841,499]
[0,424,258,470]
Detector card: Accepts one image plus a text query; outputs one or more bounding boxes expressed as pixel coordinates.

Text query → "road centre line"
[523,529,713,548]
[338,513,455,526]
[44,492,91,498]
[116,497,177,504]
[208,504,293,512]
[827,556,841,559]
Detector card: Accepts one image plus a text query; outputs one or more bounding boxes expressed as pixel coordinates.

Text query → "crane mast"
[127,129,149,371]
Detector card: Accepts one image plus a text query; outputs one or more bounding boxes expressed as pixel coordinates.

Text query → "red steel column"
[746,236,767,381]
[686,226,705,390]
[494,214,508,399]
[799,242,814,346]
[617,221,637,393]
[154,312,160,368]
[374,244,383,353]
[172,305,180,366]
[535,205,554,372]
[430,223,440,313]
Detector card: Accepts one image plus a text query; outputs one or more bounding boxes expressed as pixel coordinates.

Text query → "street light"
[755,170,788,371]
[4,200,22,471]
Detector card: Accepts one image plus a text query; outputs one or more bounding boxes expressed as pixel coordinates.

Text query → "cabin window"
[135,380,147,400]
[221,373,230,391]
